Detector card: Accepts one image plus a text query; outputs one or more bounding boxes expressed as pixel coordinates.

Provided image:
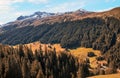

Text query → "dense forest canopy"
[0,44,90,78]
[0,43,119,78]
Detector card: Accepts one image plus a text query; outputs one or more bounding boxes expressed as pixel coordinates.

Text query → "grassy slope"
[69,47,101,58]
[87,73,120,78]
[69,47,102,68]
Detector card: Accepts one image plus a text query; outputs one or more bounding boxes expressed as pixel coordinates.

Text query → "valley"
[0,7,120,78]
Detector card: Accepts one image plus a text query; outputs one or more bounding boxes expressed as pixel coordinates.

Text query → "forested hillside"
[0,17,120,70]
[0,7,120,78]
[0,17,120,53]
[0,44,89,78]
[1,43,120,78]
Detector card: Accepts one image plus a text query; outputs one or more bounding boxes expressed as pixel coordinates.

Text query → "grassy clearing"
[69,47,101,60]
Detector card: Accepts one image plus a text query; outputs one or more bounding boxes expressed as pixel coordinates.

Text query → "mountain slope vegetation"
[0,17,120,52]
[0,7,120,78]
[0,17,120,69]
[0,44,89,78]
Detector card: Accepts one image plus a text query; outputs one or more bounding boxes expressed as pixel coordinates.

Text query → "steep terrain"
[0,7,120,77]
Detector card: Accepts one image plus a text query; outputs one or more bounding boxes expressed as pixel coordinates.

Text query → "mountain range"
[1,7,120,31]
[0,7,120,78]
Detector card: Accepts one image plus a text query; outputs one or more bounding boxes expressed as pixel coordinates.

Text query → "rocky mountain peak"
[16,11,56,21]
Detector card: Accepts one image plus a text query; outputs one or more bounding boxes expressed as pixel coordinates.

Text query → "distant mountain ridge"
[16,9,89,21]
[0,8,91,29]
[1,7,120,31]
[16,12,58,21]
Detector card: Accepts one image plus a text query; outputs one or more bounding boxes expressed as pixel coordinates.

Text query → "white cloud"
[0,0,48,5]
[15,10,36,16]
[0,5,12,12]
[0,0,49,13]
[0,0,48,12]
[0,22,3,25]
[28,0,48,4]
[0,0,24,5]
[42,1,85,13]
[0,0,49,24]
[96,7,114,12]
[0,0,24,13]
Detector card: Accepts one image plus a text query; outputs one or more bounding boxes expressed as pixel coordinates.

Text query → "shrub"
[87,52,96,57]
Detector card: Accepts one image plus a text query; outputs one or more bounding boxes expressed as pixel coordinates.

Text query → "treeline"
[0,44,89,78]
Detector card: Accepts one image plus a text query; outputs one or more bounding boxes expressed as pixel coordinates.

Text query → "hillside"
[0,8,120,68]
[0,7,120,77]
[0,17,120,52]
[1,42,119,78]
[0,44,88,78]
[14,42,120,75]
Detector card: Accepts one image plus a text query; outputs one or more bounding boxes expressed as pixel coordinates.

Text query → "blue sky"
[0,0,120,25]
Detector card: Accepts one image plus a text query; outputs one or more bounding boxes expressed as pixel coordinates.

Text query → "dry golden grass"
[13,42,42,53]
[69,47,101,59]
[25,42,41,52]
[69,47,102,68]
[87,73,120,78]
[52,44,65,52]
[89,57,98,68]
[14,42,65,54]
